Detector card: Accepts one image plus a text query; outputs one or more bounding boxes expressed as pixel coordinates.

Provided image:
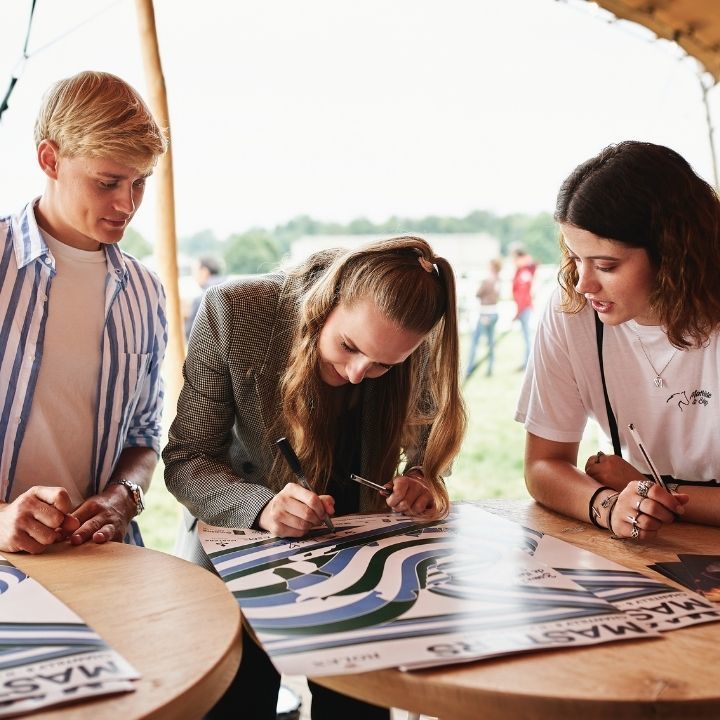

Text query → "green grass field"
[141,328,600,553]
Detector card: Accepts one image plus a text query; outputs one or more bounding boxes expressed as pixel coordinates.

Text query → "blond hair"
[278,236,467,518]
[34,71,167,171]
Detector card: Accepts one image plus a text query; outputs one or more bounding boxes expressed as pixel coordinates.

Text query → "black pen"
[275,437,335,531]
[349,473,391,497]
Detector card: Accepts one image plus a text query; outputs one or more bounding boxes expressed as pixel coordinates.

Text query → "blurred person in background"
[465,257,502,379]
[184,254,226,339]
[511,245,536,370]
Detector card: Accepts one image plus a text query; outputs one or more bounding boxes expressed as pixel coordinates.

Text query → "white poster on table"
[0,557,138,717]
[531,533,720,631]
[200,504,662,675]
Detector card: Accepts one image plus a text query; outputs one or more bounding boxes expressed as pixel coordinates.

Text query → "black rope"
[0,0,122,123]
[0,0,37,121]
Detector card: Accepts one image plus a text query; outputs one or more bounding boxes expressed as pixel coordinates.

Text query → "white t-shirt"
[12,231,106,506]
[515,287,720,484]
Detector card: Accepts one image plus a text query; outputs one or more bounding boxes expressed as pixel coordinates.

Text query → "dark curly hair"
[555,141,720,349]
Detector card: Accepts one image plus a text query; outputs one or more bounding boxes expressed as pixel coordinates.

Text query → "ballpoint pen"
[349,473,391,497]
[275,437,335,531]
[627,423,668,491]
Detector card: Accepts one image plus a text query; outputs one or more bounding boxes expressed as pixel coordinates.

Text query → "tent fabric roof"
[594,0,720,82]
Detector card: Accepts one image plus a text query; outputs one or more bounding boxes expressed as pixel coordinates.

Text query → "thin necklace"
[630,329,678,388]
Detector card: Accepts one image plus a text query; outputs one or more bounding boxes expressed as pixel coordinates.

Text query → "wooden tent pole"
[699,74,719,191]
[133,0,185,420]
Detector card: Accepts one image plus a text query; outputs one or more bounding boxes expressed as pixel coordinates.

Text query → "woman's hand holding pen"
[585,452,688,540]
[607,481,688,540]
[258,483,335,537]
[385,471,433,515]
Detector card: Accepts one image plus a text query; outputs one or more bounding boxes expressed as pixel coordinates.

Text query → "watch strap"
[109,478,145,516]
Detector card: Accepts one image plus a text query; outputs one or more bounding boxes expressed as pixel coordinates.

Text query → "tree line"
[123,210,561,274]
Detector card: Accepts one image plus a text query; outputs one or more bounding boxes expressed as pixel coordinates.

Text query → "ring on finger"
[637,480,652,498]
[635,498,644,512]
[627,511,641,527]
[595,451,604,464]
[631,525,640,540]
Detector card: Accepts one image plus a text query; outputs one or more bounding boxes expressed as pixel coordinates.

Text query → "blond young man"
[0,71,168,553]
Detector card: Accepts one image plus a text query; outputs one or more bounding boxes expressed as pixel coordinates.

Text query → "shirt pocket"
[110,351,152,425]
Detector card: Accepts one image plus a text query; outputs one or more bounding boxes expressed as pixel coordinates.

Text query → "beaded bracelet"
[588,485,612,528]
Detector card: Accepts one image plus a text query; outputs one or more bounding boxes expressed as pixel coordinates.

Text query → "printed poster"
[200,504,664,675]
[649,554,720,603]
[532,535,720,631]
[0,557,138,717]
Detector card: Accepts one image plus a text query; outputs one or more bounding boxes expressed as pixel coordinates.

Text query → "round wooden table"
[5,540,241,719]
[313,500,720,720]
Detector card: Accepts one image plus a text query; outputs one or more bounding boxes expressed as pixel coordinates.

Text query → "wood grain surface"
[5,541,241,719]
[312,500,720,720]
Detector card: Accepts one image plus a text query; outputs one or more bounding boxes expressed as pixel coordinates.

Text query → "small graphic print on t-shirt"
[666,389,712,412]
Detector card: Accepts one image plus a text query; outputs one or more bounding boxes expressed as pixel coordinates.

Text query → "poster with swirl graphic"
[0,557,139,717]
[199,504,660,675]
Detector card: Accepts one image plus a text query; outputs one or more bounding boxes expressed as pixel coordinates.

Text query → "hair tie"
[418,256,434,273]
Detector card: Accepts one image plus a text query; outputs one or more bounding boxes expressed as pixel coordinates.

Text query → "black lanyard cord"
[594,310,623,456]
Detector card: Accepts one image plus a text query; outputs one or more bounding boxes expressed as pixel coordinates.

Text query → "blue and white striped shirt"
[0,200,168,502]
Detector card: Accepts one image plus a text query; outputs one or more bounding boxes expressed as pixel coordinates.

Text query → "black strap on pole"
[0,0,38,121]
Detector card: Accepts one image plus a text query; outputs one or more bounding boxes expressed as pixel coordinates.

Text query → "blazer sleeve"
[163,285,275,528]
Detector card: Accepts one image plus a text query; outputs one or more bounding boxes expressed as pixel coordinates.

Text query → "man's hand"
[0,487,79,554]
[69,484,137,545]
[258,484,335,538]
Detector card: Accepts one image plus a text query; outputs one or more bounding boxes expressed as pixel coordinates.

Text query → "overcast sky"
[1,0,718,242]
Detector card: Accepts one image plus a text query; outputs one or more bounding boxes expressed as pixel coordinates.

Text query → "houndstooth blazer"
[163,270,416,567]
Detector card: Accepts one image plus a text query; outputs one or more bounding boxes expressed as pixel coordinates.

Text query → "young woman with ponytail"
[164,235,466,719]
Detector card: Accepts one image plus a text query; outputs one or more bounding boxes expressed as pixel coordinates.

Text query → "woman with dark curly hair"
[516,141,720,541]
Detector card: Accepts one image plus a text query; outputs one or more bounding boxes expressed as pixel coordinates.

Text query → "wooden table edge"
[311,499,720,719]
[4,542,243,720]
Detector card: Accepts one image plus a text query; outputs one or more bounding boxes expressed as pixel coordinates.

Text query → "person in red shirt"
[512,246,537,370]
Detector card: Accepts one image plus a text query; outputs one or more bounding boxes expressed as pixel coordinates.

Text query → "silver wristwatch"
[110,478,145,516]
